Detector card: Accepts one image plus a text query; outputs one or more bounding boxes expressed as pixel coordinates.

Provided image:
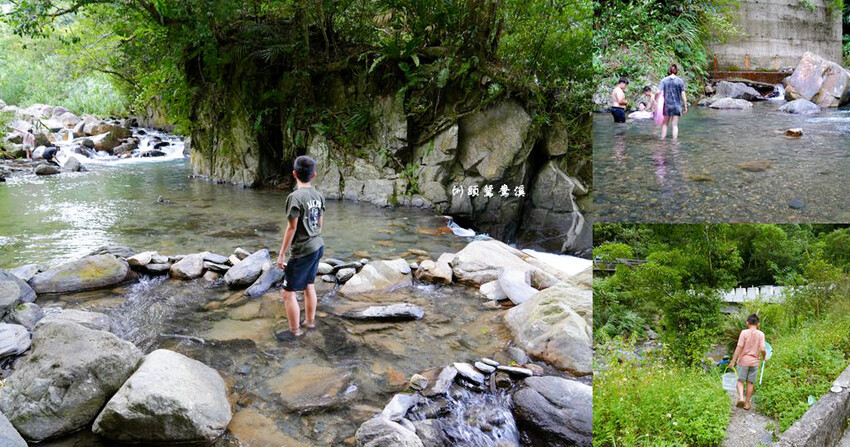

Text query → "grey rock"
[413,419,451,447]
[508,347,530,365]
[496,365,533,378]
[324,258,345,267]
[88,245,135,259]
[381,393,421,421]
[92,349,232,443]
[343,303,425,321]
[512,376,592,447]
[127,251,155,267]
[62,157,84,172]
[481,358,500,367]
[355,418,423,447]
[170,253,206,279]
[38,308,111,332]
[785,51,850,107]
[224,249,270,288]
[322,274,336,283]
[336,267,356,283]
[233,247,251,260]
[339,260,412,296]
[29,255,129,294]
[715,81,763,101]
[203,261,231,273]
[423,366,458,397]
[479,280,507,301]
[8,264,39,282]
[9,303,44,330]
[34,164,60,176]
[453,362,485,384]
[0,411,26,447]
[145,262,172,275]
[409,374,429,391]
[789,198,805,209]
[202,271,220,282]
[0,270,37,318]
[498,267,538,305]
[0,324,30,359]
[779,98,821,114]
[317,262,333,275]
[244,265,285,297]
[474,361,496,374]
[203,253,229,265]
[0,321,142,442]
[709,97,753,110]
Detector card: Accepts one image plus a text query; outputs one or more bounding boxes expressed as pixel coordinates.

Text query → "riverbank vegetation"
[2,0,593,146]
[593,224,850,445]
[592,0,739,101]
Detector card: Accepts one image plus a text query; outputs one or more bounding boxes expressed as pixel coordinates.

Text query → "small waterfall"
[766,84,786,102]
[52,127,186,167]
[409,387,520,446]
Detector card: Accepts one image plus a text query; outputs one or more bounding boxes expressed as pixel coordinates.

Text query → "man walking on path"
[730,314,766,411]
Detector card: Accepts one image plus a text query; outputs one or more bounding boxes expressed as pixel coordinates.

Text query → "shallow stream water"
[1,157,562,445]
[593,102,850,222]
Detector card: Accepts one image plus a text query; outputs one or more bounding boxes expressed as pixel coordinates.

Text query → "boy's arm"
[318,215,324,232]
[730,345,742,367]
[681,90,688,113]
[276,217,298,268]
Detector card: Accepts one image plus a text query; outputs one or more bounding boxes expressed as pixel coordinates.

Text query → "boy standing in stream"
[730,314,767,410]
[276,155,325,339]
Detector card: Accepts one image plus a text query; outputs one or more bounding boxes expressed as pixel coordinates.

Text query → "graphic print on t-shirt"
[306,199,322,232]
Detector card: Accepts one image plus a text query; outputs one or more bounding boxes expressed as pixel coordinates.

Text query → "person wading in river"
[610,78,629,123]
[659,64,688,139]
[730,314,766,411]
[276,155,325,339]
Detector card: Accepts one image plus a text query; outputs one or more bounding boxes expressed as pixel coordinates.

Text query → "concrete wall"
[774,363,850,447]
[710,0,843,70]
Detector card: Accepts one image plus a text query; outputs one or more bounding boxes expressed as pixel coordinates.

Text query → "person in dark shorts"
[659,64,688,139]
[42,147,60,165]
[276,155,325,339]
[610,78,629,123]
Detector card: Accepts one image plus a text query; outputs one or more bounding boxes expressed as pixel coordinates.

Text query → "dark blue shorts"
[611,108,626,123]
[282,246,324,291]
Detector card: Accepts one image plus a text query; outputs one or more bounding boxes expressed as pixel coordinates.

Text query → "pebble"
[453,362,485,384]
[789,198,804,209]
[496,365,533,378]
[336,268,356,282]
[480,358,499,367]
[234,248,251,260]
[409,374,429,391]
[322,274,336,283]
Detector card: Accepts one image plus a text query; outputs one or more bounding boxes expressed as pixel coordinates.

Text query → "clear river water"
[0,155,567,446]
[593,102,850,222]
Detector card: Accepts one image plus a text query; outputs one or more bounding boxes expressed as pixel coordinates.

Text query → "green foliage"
[0,20,126,115]
[593,242,635,262]
[662,290,723,365]
[757,312,850,430]
[594,339,730,446]
[593,0,740,100]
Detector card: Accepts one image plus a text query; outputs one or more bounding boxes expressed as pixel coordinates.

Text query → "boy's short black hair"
[643,86,651,92]
[618,77,630,85]
[747,314,759,325]
[293,155,316,183]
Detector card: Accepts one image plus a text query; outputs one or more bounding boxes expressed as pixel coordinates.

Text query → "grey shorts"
[737,365,758,383]
[663,103,682,116]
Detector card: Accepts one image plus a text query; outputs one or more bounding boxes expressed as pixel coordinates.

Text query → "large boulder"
[714,81,763,101]
[0,412,26,447]
[0,321,142,441]
[458,100,532,180]
[244,265,285,297]
[93,349,232,443]
[512,376,592,447]
[0,269,37,318]
[708,98,753,110]
[9,303,44,330]
[779,98,821,115]
[342,303,425,321]
[339,259,411,296]
[34,163,60,176]
[785,52,850,107]
[498,268,538,305]
[0,324,30,359]
[355,417,424,447]
[504,283,592,375]
[224,249,270,288]
[29,255,129,294]
[37,308,111,332]
[450,240,534,286]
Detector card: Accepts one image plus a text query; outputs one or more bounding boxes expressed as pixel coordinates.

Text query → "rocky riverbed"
[0,237,592,446]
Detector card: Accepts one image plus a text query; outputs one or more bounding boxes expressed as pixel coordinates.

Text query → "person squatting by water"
[659,64,688,139]
[730,314,766,411]
[276,155,326,340]
[610,77,629,123]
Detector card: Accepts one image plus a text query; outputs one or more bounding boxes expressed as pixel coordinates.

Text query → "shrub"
[594,339,730,446]
[661,289,723,365]
[593,242,635,262]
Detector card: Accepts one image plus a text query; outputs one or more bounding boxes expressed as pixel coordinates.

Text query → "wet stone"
[474,361,496,374]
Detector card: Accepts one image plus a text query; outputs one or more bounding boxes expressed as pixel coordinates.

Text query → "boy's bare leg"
[671,116,679,139]
[736,380,745,407]
[304,284,318,328]
[282,290,302,335]
[745,382,755,409]
[661,117,668,139]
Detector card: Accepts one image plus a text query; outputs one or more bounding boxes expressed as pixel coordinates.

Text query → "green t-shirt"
[285,186,325,258]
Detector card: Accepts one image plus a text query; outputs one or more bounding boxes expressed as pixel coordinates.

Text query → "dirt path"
[722,388,778,447]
